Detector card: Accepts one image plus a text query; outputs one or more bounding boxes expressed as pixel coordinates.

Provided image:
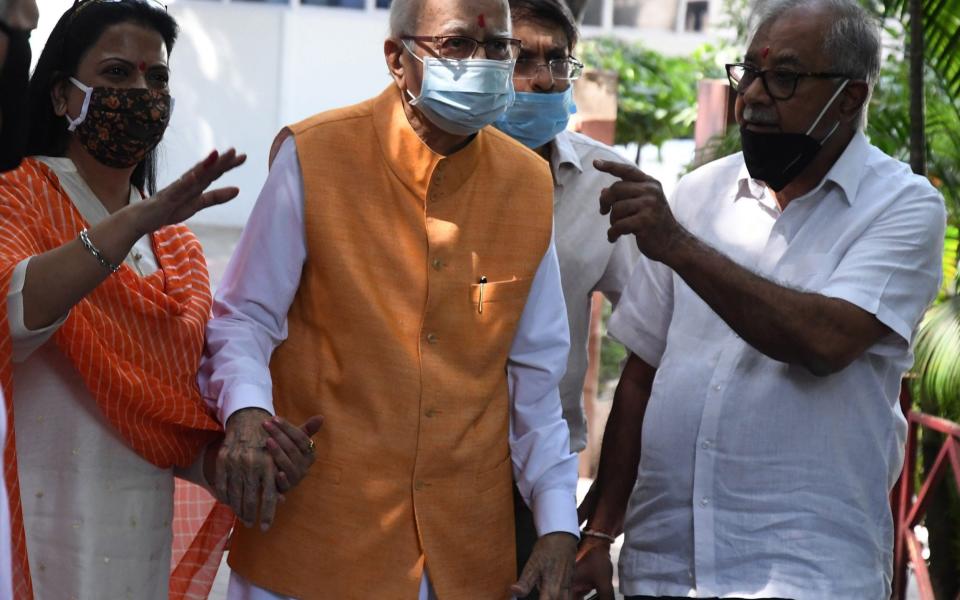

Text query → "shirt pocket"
[776,252,834,291]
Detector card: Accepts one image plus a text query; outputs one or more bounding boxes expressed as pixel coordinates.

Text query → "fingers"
[593,159,655,183]
[198,187,240,210]
[599,180,662,215]
[268,416,315,455]
[300,415,324,438]
[258,462,279,531]
[265,437,297,483]
[169,148,247,200]
[510,562,539,599]
[240,455,261,527]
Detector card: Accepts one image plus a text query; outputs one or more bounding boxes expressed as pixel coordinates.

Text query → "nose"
[740,73,773,105]
[531,64,556,92]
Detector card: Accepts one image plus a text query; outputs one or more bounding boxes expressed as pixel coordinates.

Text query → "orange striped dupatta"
[0,158,235,599]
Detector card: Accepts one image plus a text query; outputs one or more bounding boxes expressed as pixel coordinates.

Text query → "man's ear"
[385,38,405,89]
[839,80,870,125]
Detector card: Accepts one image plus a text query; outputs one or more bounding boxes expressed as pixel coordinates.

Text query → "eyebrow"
[437,20,510,38]
[98,57,169,69]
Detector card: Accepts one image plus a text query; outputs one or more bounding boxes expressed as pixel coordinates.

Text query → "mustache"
[742,106,779,125]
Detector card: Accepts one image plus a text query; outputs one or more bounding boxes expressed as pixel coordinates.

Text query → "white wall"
[30,0,716,227]
[33,0,396,227]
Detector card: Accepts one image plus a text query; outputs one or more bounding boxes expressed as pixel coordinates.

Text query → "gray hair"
[389,0,421,37]
[750,0,881,127]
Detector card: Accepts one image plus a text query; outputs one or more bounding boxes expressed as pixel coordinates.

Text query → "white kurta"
[9,157,205,600]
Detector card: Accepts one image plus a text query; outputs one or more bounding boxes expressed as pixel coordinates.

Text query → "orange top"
[228,86,555,599]
[0,159,233,599]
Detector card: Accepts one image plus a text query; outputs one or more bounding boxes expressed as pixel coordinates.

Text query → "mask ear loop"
[805,79,849,138]
[65,77,93,132]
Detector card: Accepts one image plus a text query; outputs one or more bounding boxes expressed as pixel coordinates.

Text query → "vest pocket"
[475,452,512,492]
[469,277,531,313]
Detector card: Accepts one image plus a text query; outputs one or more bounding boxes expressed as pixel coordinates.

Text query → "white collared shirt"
[608,132,945,599]
[200,137,579,600]
[549,131,639,453]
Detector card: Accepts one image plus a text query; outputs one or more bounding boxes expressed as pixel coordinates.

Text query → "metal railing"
[891,386,960,600]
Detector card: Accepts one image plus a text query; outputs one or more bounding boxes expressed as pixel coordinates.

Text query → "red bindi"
[138,61,147,72]
[761,46,770,58]
[477,14,486,28]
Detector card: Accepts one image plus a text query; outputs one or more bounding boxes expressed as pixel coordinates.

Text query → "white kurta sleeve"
[7,258,69,363]
[198,137,307,425]
[508,239,579,538]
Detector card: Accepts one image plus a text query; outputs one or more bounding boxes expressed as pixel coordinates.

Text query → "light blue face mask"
[405,45,516,136]
[494,87,577,149]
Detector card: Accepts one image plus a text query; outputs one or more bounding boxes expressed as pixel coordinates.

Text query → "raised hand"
[595,159,684,263]
[132,148,247,236]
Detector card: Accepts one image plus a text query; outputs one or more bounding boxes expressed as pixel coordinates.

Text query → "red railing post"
[890,382,960,600]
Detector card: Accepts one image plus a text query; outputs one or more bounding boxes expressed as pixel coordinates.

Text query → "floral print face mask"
[65,77,173,169]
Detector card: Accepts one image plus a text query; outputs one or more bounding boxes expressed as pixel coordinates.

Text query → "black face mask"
[0,21,32,172]
[740,80,849,192]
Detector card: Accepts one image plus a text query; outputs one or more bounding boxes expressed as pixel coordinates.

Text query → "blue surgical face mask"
[404,44,516,136]
[494,87,577,149]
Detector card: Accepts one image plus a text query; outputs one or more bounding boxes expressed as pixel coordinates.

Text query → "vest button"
[426,333,438,344]
[415,480,427,491]
[425,408,438,418]
[431,258,443,271]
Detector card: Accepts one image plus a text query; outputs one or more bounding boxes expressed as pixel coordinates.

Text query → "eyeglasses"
[401,35,521,62]
[71,0,167,18]
[725,63,849,101]
[514,57,584,81]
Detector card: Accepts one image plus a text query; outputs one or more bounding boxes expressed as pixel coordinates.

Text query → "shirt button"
[701,440,712,449]
[700,497,710,507]
[431,258,443,271]
[713,384,722,391]
[426,333,438,344]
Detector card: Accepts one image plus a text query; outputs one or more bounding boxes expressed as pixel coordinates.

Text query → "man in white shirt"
[574,0,946,598]
[0,0,38,595]
[492,1,637,596]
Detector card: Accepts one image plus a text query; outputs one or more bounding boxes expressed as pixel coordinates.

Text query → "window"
[613,0,641,27]
[376,0,391,6]
[581,0,603,26]
[685,1,709,32]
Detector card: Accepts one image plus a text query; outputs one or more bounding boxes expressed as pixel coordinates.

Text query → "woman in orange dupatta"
[0,1,320,598]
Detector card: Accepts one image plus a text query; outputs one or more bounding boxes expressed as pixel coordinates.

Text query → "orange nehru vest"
[228,86,554,599]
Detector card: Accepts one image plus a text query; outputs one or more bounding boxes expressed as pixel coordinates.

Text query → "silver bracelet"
[78,229,120,274]
[582,529,617,543]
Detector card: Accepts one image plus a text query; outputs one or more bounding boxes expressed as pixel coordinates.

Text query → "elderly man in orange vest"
[199,0,580,598]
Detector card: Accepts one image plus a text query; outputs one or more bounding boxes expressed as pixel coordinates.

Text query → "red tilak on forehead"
[138,61,147,72]
[477,14,486,28]
[761,46,770,58]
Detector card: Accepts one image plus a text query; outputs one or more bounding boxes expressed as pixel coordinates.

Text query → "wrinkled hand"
[572,537,615,600]
[134,148,247,236]
[511,532,577,600]
[262,415,323,493]
[216,407,276,531]
[595,159,684,263]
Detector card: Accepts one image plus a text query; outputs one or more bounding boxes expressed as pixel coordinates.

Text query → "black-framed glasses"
[514,57,584,81]
[401,35,521,62]
[725,62,849,101]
